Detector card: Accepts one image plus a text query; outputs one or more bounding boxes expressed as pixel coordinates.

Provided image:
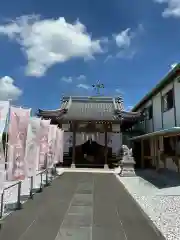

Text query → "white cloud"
[114,24,143,50]
[0,15,104,77]
[104,54,113,63]
[77,83,91,90]
[61,74,86,83]
[115,88,124,94]
[116,49,136,59]
[61,76,72,83]
[105,24,143,62]
[114,28,132,48]
[0,76,22,101]
[154,0,180,17]
[76,75,86,81]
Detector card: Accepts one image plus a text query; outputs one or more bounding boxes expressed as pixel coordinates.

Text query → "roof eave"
[37,108,68,118]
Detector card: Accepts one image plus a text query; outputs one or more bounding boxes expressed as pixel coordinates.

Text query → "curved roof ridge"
[39,107,63,113]
[62,96,115,102]
[66,96,72,110]
[112,97,118,110]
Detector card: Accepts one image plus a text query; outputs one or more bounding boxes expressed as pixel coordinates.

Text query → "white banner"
[47,125,57,168]
[38,119,51,170]
[0,101,9,192]
[59,130,64,163]
[24,117,41,177]
[54,129,64,163]
[7,106,31,181]
[0,101,9,135]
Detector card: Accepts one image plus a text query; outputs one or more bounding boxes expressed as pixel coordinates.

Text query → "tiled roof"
[60,96,123,121]
[37,96,142,122]
[64,102,114,120]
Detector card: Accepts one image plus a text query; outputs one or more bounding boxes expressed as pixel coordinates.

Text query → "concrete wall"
[174,77,180,127]
[152,93,162,131]
[136,78,180,133]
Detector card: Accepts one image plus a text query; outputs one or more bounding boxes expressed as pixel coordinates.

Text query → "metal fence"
[0,166,57,222]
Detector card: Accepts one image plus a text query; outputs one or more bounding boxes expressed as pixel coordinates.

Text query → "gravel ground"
[116,170,180,240]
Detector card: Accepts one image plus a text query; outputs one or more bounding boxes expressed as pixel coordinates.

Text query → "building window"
[162,89,174,112]
[146,105,153,120]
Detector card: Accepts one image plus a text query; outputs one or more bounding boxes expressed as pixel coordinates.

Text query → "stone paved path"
[0,172,165,240]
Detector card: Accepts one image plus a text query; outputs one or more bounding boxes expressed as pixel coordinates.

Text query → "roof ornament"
[92,80,104,95]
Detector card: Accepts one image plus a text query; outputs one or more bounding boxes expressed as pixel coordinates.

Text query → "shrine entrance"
[73,122,106,168]
[75,138,105,168]
[63,121,123,168]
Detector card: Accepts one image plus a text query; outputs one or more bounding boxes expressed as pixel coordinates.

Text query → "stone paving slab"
[0,172,165,240]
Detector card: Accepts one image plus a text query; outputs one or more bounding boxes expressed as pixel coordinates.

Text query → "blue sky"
[0,0,179,113]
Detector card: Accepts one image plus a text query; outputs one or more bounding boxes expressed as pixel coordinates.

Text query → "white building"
[132,63,180,133]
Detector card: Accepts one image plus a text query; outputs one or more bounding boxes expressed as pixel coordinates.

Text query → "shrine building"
[37,96,142,168]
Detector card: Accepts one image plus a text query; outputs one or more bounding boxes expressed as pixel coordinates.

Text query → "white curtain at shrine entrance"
[76,133,87,146]
[64,132,121,152]
[75,132,106,146]
[75,133,98,146]
[64,132,73,153]
[95,133,105,146]
[107,133,112,148]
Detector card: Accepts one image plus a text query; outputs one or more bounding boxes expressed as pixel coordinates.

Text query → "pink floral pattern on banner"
[24,117,41,177]
[59,129,64,163]
[7,106,31,181]
[38,119,50,170]
[54,129,64,164]
[47,125,57,168]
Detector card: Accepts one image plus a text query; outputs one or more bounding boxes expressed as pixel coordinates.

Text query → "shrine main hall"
[37,96,142,168]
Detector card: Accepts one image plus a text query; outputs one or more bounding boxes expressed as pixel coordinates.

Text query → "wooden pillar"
[151,138,156,169]
[160,136,166,168]
[152,137,159,170]
[72,125,76,166]
[105,131,108,167]
[141,139,144,168]
[150,138,153,166]
[175,136,180,172]
[155,137,159,170]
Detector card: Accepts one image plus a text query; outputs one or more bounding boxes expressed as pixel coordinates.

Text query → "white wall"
[174,77,180,126]
[137,81,178,133]
[152,93,162,131]
[140,101,153,133]
[161,83,175,129]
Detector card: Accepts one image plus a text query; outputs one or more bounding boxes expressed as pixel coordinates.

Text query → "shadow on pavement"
[135,169,180,189]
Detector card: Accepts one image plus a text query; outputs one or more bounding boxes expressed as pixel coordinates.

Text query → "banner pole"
[4,100,11,163]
